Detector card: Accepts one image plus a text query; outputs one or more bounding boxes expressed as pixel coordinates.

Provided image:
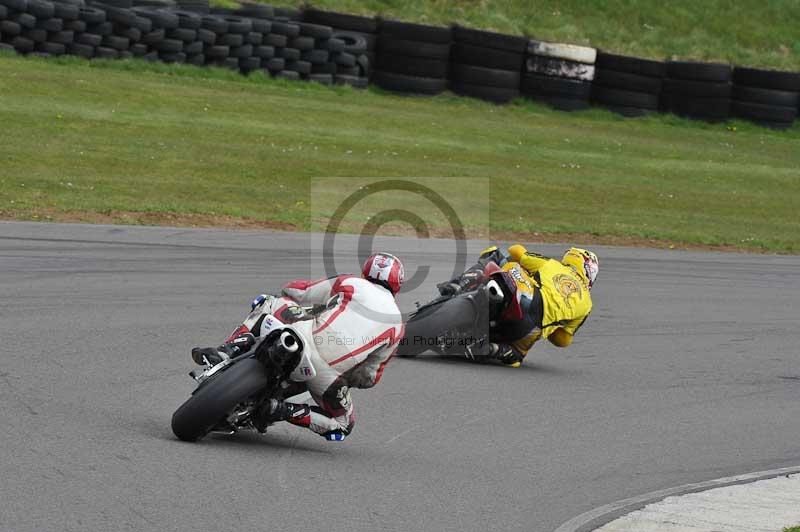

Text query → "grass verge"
[1,53,799,252]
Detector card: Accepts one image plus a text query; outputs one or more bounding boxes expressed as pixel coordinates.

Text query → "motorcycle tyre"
[171,357,270,442]
[399,295,481,357]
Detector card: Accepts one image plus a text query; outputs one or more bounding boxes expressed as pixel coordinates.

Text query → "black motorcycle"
[398,262,522,358]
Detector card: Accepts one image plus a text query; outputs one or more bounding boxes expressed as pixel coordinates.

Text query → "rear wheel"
[399,295,483,356]
[171,358,270,442]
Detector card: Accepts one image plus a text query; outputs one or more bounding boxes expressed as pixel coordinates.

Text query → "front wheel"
[171,357,270,442]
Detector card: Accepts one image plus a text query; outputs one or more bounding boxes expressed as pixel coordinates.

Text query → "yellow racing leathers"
[485,244,593,360]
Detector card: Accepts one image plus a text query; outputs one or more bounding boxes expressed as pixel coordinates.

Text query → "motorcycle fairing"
[483,261,525,321]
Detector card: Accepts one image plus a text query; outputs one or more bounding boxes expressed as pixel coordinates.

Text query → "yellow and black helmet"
[562,247,599,290]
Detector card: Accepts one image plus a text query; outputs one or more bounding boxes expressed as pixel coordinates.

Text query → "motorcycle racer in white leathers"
[191,252,405,441]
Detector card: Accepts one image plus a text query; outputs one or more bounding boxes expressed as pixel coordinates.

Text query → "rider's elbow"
[548,328,573,348]
[507,244,527,261]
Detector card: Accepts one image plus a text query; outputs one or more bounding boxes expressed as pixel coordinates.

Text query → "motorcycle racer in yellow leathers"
[437,244,598,367]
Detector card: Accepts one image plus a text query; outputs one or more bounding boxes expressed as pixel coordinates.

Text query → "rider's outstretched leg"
[437,245,509,296]
[256,398,354,441]
[465,341,525,368]
[191,333,256,365]
[259,361,356,441]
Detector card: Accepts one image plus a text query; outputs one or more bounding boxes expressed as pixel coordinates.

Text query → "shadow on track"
[203,432,330,454]
[394,354,575,376]
[136,419,331,454]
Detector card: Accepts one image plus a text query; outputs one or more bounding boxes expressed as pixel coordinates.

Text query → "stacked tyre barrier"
[0,0,70,57]
[521,40,595,111]
[591,52,664,116]
[731,67,799,130]
[449,25,525,103]
[1,1,798,130]
[660,61,733,122]
[196,5,366,86]
[373,19,450,95]
[303,7,376,83]
[0,0,370,87]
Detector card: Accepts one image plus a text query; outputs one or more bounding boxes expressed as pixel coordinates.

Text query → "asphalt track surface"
[1,221,799,532]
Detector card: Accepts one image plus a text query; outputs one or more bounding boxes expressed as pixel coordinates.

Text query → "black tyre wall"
[451,25,527,53]
[451,42,523,71]
[373,70,447,94]
[375,16,451,90]
[732,66,800,92]
[593,69,662,94]
[378,19,451,44]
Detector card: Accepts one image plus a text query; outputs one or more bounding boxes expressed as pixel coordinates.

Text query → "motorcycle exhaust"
[259,329,302,368]
[277,331,300,353]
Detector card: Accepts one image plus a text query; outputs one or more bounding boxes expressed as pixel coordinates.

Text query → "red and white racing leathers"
[232,275,403,439]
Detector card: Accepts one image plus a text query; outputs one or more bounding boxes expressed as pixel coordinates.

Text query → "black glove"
[277,305,312,323]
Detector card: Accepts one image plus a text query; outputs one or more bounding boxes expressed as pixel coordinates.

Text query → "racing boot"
[251,399,311,433]
[191,333,256,366]
[491,344,524,368]
[437,269,483,296]
[467,342,523,367]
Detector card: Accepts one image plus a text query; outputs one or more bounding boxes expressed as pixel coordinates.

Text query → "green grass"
[259,0,800,70]
[783,527,800,532]
[1,53,800,252]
